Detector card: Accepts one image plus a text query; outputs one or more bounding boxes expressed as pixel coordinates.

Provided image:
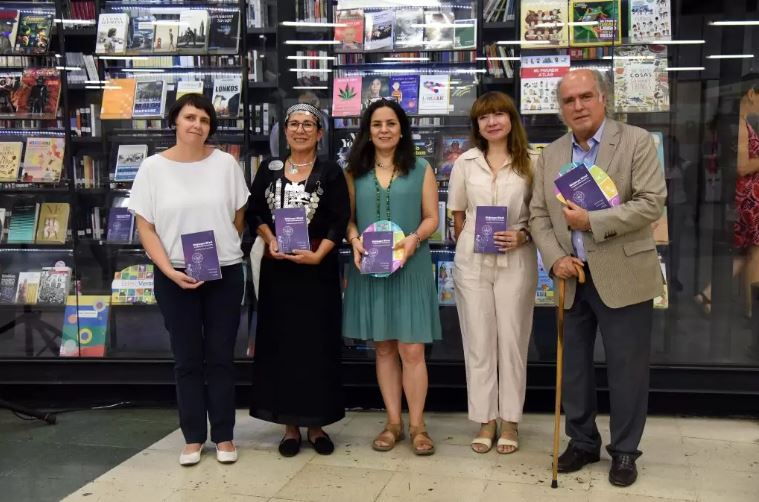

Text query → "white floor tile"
[376,471,488,502]
[273,464,393,502]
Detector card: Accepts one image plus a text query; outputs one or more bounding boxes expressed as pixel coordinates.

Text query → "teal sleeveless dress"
[343,158,442,343]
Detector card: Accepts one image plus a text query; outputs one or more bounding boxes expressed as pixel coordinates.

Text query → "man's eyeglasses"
[286,121,317,132]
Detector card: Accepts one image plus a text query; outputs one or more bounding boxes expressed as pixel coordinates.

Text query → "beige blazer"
[529,119,667,309]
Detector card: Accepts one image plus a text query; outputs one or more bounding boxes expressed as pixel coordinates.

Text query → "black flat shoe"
[278,435,301,457]
[609,454,638,487]
[307,432,334,455]
[557,444,600,473]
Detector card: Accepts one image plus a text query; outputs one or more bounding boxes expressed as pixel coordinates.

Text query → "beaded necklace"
[373,162,396,221]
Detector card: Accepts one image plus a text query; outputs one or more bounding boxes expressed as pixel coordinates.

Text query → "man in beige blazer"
[529,69,666,487]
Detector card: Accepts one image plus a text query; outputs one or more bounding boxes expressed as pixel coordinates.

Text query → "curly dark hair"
[346,99,416,178]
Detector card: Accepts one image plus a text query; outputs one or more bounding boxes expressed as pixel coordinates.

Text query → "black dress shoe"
[609,454,638,487]
[557,444,600,473]
[278,435,302,457]
[308,432,335,455]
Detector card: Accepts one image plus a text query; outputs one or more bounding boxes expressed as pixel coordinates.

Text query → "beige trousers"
[453,246,537,423]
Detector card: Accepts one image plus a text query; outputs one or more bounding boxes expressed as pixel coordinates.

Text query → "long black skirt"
[250,251,345,427]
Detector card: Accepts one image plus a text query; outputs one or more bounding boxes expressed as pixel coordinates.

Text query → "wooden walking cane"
[551,264,585,489]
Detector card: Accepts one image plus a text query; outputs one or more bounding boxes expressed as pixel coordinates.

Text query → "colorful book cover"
[107,207,134,243]
[335,9,364,52]
[361,76,389,110]
[554,164,613,211]
[208,9,240,52]
[128,15,155,52]
[437,260,455,305]
[132,80,167,118]
[0,9,19,53]
[38,267,71,304]
[60,295,110,357]
[388,75,419,115]
[13,12,53,54]
[0,141,23,182]
[178,9,210,50]
[332,76,362,117]
[453,19,477,49]
[613,45,669,113]
[423,10,454,50]
[21,137,65,183]
[0,273,17,303]
[181,230,222,282]
[393,8,423,50]
[95,13,129,54]
[35,202,69,244]
[15,271,41,304]
[15,68,61,118]
[418,74,450,115]
[535,251,555,306]
[569,0,622,47]
[520,55,571,115]
[521,0,568,48]
[630,0,671,43]
[6,201,37,243]
[211,77,241,118]
[474,206,508,253]
[175,80,204,100]
[114,144,148,182]
[360,231,394,275]
[111,264,155,304]
[100,78,136,120]
[273,207,310,253]
[413,132,436,168]
[554,162,620,206]
[436,135,468,181]
[364,9,394,51]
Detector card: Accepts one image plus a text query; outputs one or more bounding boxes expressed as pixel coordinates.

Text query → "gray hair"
[555,68,610,118]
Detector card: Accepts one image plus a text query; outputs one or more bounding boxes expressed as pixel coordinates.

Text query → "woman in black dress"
[247,104,350,457]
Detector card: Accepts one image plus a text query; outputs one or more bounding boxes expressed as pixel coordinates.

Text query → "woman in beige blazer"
[448,92,538,454]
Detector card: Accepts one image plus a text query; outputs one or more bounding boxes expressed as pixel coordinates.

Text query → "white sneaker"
[216,445,238,463]
[179,446,203,466]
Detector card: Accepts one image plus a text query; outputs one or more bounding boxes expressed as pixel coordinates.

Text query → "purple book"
[360,231,394,274]
[181,230,222,281]
[273,207,310,253]
[554,165,612,211]
[388,75,420,115]
[474,206,508,253]
[106,207,134,243]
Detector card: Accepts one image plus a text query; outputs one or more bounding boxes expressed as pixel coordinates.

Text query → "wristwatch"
[519,229,532,243]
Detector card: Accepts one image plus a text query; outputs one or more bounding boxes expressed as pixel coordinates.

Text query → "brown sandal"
[409,424,435,456]
[372,422,404,452]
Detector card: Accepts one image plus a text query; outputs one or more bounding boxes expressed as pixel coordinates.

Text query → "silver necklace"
[288,157,315,175]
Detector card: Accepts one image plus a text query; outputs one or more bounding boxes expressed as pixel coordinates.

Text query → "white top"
[128,149,250,268]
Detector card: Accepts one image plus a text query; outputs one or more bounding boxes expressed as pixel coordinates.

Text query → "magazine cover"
[332,76,362,117]
[211,76,242,118]
[15,68,61,119]
[388,75,419,115]
[418,74,450,115]
[129,15,156,52]
[520,55,571,114]
[335,9,364,52]
[364,9,394,51]
[132,80,167,118]
[630,0,671,42]
[14,12,53,54]
[569,0,622,47]
[361,75,389,110]
[613,45,669,113]
[178,9,210,50]
[95,13,129,54]
[436,135,469,181]
[393,8,423,50]
[521,0,568,48]
[423,10,454,50]
[60,295,111,357]
[0,141,23,182]
[21,137,65,183]
[0,9,19,53]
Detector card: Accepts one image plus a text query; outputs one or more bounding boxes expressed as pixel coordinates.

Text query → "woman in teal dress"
[343,99,442,455]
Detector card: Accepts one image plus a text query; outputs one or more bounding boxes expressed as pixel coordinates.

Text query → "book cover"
[95,12,129,54]
[521,0,569,48]
[0,9,19,53]
[100,78,136,120]
[474,206,508,253]
[211,77,241,118]
[132,80,167,118]
[0,141,23,181]
[0,71,21,116]
[393,8,423,50]
[535,251,555,306]
[15,271,41,304]
[436,135,468,181]
[111,264,155,304]
[360,231,394,275]
[15,68,61,119]
[60,295,110,357]
[364,9,394,51]
[178,9,210,51]
[335,9,364,52]
[107,207,134,243]
[175,80,204,100]
[413,132,436,168]
[332,76,362,117]
[0,207,5,242]
[437,260,455,305]
[418,74,450,115]
[273,207,310,253]
[128,15,156,52]
[114,144,148,182]
[35,202,69,244]
[423,10,454,50]
[208,9,240,52]
[449,76,477,115]
[613,45,669,113]
[570,0,621,46]
[454,19,477,49]
[554,164,613,211]
[334,129,357,170]
[21,137,65,183]
[630,0,671,43]
[0,273,17,303]
[6,201,37,243]
[388,75,419,115]
[38,267,70,304]
[520,55,571,115]
[361,76,389,110]
[13,12,53,54]
[430,201,446,242]
[152,14,179,53]
[181,230,222,282]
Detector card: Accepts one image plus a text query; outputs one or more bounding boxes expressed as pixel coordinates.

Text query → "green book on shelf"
[6,201,38,243]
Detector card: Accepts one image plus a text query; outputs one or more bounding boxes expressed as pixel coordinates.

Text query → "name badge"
[268,160,284,171]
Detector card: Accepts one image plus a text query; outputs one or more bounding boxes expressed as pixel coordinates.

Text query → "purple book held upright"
[474,206,507,253]
[360,231,394,274]
[181,230,222,281]
[554,164,612,211]
[273,207,310,253]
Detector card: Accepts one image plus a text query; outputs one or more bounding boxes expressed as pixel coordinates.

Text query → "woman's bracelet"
[349,235,360,244]
[409,231,421,249]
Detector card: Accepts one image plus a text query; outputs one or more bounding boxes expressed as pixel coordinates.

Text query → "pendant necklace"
[373,161,397,221]
[287,157,315,175]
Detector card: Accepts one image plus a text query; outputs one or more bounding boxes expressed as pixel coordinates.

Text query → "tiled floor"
[52,410,759,502]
